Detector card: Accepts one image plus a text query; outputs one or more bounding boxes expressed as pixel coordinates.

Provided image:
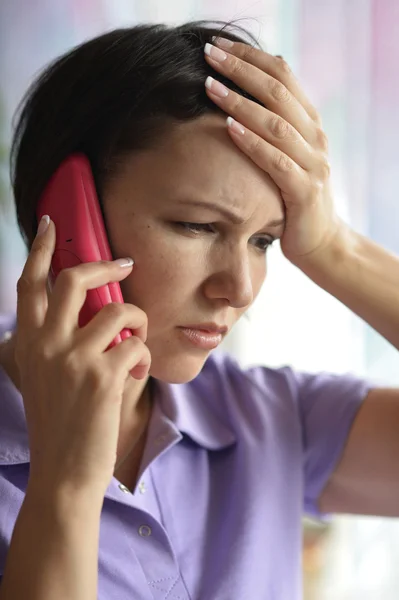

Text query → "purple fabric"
[0,312,373,599]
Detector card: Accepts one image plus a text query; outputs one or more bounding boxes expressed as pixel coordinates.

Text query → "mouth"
[177,326,227,350]
[181,323,228,335]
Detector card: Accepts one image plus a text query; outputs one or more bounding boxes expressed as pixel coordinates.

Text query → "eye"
[175,222,275,253]
[252,237,276,253]
[175,222,214,234]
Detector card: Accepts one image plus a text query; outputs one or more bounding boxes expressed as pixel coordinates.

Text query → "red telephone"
[36,153,133,351]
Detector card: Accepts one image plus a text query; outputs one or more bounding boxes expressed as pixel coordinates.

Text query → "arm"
[203,38,399,516]
[302,226,399,516]
[318,386,399,516]
[0,483,103,600]
[299,223,399,352]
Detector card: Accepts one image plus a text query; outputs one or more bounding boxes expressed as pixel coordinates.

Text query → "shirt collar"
[152,376,236,450]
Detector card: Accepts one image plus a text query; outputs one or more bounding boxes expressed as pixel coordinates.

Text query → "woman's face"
[102,114,285,383]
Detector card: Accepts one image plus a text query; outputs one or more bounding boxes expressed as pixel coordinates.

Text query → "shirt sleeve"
[295,370,374,520]
[211,352,375,521]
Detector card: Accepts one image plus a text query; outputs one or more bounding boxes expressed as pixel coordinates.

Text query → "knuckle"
[315,127,329,151]
[247,135,263,158]
[63,349,84,375]
[134,342,152,368]
[57,267,82,288]
[269,80,290,103]
[275,56,291,74]
[16,274,34,296]
[230,93,245,113]
[134,306,148,326]
[318,156,331,181]
[312,111,323,126]
[241,44,256,63]
[269,116,291,139]
[36,339,55,362]
[103,301,125,319]
[230,57,245,77]
[127,335,143,354]
[30,240,48,259]
[310,179,324,198]
[273,151,294,172]
[85,365,107,391]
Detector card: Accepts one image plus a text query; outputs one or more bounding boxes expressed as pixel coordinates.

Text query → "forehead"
[112,114,284,220]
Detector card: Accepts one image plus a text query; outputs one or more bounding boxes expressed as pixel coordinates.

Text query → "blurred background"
[1,1,399,598]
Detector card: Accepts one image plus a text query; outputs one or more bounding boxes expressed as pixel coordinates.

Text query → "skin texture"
[102,112,285,395]
[103,113,285,481]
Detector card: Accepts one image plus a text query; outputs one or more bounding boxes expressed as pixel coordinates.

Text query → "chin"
[148,348,213,384]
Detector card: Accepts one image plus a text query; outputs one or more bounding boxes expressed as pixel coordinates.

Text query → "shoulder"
[196,349,342,411]
[194,351,372,435]
[191,351,304,437]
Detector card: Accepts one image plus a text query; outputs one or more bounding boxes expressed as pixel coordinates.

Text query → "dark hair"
[10,19,265,251]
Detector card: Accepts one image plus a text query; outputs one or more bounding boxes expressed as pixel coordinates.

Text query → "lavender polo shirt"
[0,311,373,599]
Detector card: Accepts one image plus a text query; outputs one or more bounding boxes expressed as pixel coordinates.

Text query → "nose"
[204,245,256,309]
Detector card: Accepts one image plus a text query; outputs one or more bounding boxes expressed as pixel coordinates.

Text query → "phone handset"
[36,153,133,350]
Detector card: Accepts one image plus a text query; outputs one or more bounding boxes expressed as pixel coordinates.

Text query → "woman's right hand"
[14,216,151,500]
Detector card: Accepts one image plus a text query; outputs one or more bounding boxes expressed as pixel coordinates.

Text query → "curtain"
[1,2,398,598]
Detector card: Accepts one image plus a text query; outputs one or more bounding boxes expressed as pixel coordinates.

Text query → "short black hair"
[10,20,264,251]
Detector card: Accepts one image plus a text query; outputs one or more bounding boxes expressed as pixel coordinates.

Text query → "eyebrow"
[174,199,285,229]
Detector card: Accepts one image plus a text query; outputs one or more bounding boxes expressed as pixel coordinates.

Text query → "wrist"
[292,220,357,288]
[26,478,105,520]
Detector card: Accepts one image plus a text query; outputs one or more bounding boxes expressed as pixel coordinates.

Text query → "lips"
[181,323,228,335]
[178,327,225,350]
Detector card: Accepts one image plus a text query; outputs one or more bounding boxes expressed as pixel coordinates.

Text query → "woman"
[0,20,398,600]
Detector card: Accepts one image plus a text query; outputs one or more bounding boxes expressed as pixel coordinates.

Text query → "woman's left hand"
[204,38,348,269]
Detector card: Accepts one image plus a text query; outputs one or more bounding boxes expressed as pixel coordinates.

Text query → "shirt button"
[138,481,146,494]
[118,483,131,493]
[138,525,152,537]
[1,330,12,342]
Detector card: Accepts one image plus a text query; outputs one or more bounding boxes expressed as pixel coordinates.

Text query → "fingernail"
[227,116,245,135]
[114,257,134,268]
[37,215,50,236]
[204,43,227,62]
[212,36,234,50]
[205,76,229,98]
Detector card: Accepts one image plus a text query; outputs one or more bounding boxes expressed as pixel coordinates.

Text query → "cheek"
[119,237,201,313]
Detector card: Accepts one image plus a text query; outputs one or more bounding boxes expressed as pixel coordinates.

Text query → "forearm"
[299,224,399,351]
[0,483,104,600]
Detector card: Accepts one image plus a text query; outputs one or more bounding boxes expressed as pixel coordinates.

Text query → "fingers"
[205,75,315,171]
[204,41,324,149]
[106,334,152,380]
[44,258,134,342]
[223,121,312,205]
[212,37,320,123]
[75,300,148,354]
[16,215,55,336]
